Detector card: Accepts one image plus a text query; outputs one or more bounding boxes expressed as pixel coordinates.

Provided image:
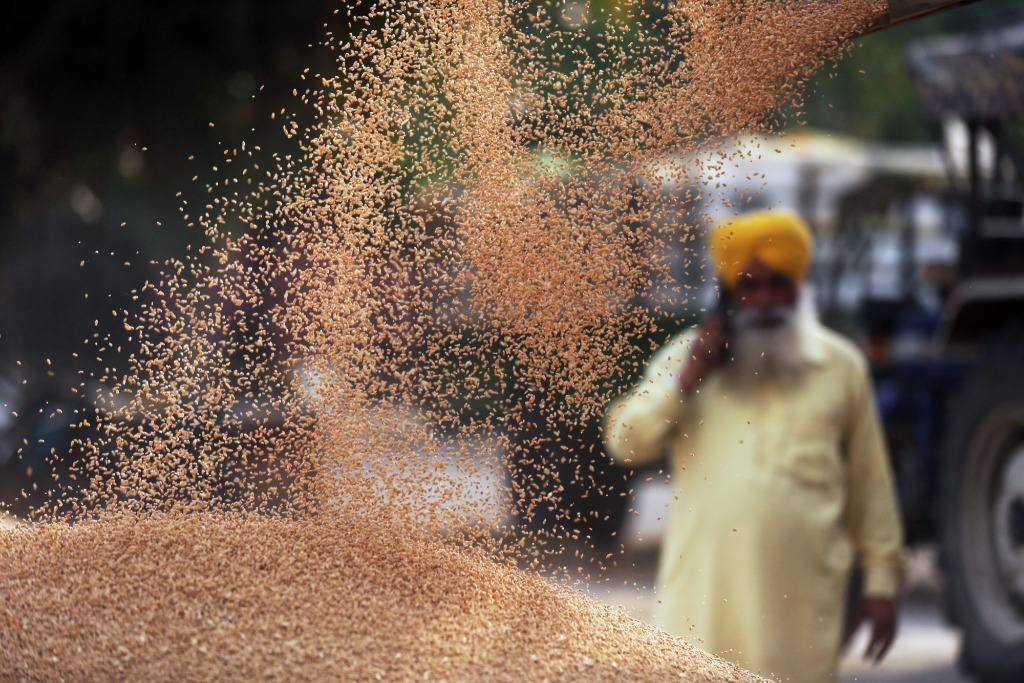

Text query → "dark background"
[1,1,352,383]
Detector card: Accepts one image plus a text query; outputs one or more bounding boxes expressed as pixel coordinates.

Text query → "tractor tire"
[941,333,1024,683]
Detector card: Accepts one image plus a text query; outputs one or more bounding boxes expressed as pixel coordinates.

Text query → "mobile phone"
[711,291,733,356]
[712,291,733,332]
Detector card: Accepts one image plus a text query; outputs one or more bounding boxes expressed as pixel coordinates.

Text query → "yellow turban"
[710,210,814,290]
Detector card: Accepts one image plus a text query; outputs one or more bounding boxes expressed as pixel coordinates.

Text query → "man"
[603,210,905,683]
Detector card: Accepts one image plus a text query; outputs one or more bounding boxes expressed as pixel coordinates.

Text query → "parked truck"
[822,22,1024,682]
[684,22,1023,680]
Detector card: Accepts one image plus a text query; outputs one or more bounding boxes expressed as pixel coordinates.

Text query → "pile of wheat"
[1,512,767,682]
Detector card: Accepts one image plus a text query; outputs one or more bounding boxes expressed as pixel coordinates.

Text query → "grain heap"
[1,513,765,682]
[1,1,885,681]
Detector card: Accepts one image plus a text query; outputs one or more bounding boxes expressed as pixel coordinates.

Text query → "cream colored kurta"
[604,324,904,683]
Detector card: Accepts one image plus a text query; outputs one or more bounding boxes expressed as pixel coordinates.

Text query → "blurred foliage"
[797,0,1024,142]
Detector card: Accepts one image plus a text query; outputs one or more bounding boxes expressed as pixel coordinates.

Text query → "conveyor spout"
[861,0,983,36]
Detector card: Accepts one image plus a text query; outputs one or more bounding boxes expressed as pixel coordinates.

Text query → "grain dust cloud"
[1,1,884,680]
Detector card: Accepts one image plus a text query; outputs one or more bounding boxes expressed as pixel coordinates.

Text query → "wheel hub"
[1012,501,1024,548]
[994,445,1024,605]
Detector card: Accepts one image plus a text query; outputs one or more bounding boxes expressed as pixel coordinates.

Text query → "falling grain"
[2,1,886,680]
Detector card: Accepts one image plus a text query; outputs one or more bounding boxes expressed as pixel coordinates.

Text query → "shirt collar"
[802,322,829,367]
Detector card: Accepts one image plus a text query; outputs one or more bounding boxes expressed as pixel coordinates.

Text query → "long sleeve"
[602,333,694,467]
[843,360,906,598]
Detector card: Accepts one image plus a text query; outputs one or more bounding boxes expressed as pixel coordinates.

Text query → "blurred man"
[603,210,905,683]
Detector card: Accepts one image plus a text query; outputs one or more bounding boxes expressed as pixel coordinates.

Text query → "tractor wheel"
[941,335,1024,682]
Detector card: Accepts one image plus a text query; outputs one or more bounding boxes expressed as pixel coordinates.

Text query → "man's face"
[730,257,798,329]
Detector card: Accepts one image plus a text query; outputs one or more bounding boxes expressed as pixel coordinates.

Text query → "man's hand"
[678,314,729,394]
[847,596,898,664]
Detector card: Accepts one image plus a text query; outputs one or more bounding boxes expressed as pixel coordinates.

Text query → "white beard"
[726,288,818,384]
